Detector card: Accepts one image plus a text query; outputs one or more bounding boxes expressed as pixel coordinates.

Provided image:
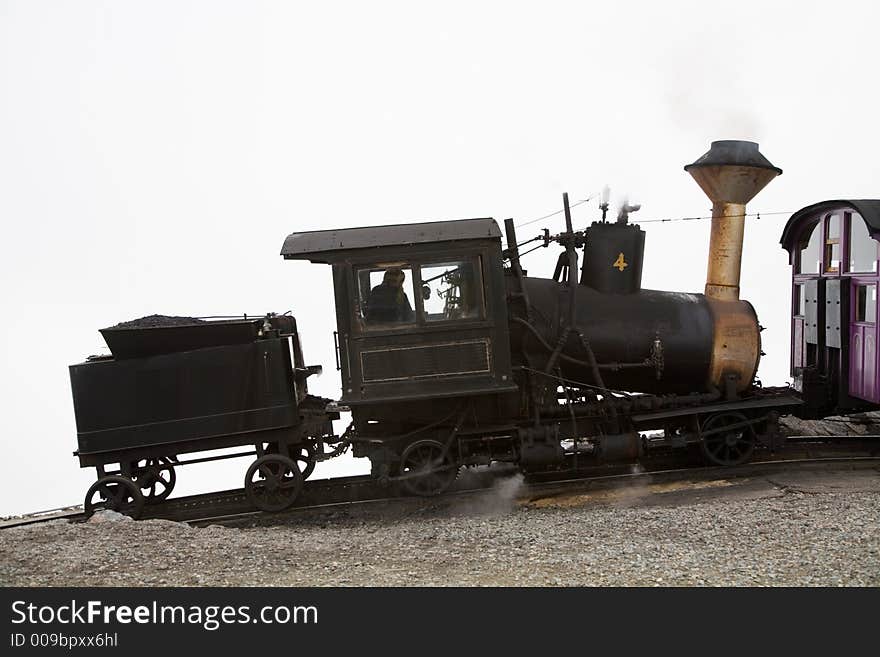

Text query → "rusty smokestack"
[685,140,782,301]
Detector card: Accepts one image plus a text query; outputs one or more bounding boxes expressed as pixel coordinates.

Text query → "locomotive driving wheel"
[131,457,177,504]
[244,454,304,513]
[84,475,145,519]
[700,412,756,467]
[398,439,459,497]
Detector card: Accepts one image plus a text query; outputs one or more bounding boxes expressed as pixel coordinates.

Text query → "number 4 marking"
[613,252,628,271]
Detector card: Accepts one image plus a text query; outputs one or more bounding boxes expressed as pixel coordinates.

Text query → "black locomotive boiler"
[280,141,801,495]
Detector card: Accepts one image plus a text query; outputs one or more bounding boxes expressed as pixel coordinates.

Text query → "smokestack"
[685,140,782,301]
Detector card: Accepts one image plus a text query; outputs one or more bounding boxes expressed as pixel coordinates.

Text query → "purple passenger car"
[780,200,880,416]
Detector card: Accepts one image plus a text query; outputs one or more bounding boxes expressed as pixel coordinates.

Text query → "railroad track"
[3,437,879,530]
[204,453,880,529]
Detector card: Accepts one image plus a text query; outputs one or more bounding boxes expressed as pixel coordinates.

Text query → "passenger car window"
[856,284,876,324]
[849,214,878,273]
[794,284,805,316]
[356,265,416,328]
[797,222,822,274]
[419,258,484,322]
[824,213,841,273]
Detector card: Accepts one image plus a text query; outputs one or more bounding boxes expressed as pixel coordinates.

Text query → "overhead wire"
[509,208,796,262]
[636,209,793,224]
[514,194,598,228]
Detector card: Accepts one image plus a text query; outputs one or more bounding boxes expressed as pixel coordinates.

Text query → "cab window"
[356,265,416,328]
[419,258,484,322]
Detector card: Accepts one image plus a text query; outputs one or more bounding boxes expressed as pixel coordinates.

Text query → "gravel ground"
[2,468,878,587]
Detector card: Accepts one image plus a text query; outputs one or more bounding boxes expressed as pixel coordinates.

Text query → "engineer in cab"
[365,267,415,324]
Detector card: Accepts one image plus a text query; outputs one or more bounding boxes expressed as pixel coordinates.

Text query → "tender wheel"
[700,412,756,466]
[244,454,304,513]
[398,439,459,497]
[131,457,176,504]
[84,475,145,519]
[291,442,317,480]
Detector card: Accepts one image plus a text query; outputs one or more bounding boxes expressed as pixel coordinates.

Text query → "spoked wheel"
[244,454,304,513]
[131,457,176,504]
[84,475,145,519]
[290,442,317,480]
[398,439,459,497]
[700,412,756,466]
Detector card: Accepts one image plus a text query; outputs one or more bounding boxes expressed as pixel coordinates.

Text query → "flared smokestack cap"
[684,140,782,204]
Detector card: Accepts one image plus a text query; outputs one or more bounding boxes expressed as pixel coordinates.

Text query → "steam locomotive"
[69,140,880,515]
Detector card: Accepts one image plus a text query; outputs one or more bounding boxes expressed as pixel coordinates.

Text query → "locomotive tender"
[70,139,880,515]
[70,315,339,517]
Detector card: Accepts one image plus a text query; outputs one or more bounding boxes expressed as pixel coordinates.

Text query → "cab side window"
[354,257,485,330]
[356,265,416,328]
[419,258,484,322]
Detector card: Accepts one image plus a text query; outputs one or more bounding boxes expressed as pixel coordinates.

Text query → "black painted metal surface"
[70,337,300,464]
[685,140,782,174]
[513,277,715,393]
[579,221,645,294]
[281,218,502,262]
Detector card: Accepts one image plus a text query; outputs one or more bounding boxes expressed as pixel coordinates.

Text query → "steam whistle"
[599,185,610,222]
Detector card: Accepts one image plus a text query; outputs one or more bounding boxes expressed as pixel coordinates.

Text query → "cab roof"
[281,217,501,263]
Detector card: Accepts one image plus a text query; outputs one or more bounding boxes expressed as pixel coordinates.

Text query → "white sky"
[1,0,878,515]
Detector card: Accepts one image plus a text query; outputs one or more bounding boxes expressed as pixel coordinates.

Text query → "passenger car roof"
[780,200,880,254]
[281,217,501,262]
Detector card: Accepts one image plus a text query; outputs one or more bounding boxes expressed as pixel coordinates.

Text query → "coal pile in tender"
[108,314,206,329]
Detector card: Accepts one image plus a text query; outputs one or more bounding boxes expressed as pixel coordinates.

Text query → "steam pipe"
[543,193,578,376]
[503,218,522,270]
[563,192,578,328]
[504,217,534,325]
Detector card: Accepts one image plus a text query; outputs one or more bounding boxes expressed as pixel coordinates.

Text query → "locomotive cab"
[281,218,518,407]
